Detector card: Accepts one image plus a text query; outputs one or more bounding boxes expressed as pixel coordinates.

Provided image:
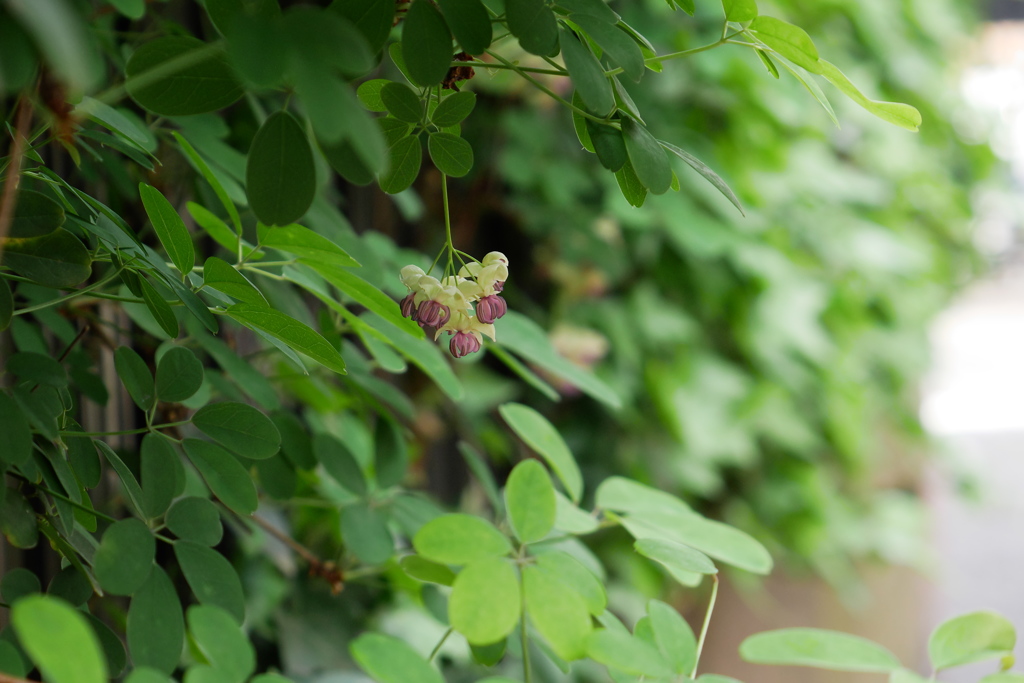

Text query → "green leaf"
[271,410,316,469]
[748,16,821,74]
[621,118,671,194]
[776,60,837,126]
[400,556,456,586]
[12,595,107,683]
[929,612,1016,670]
[320,138,375,186]
[126,36,244,115]
[360,312,463,399]
[94,441,146,518]
[740,628,901,672]
[614,157,648,207]
[586,120,627,172]
[436,0,491,54]
[890,670,930,683]
[402,1,453,86]
[428,133,474,177]
[1,568,40,604]
[140,277,179,338]
[357,79,390,112]
[553,491,599,534]
[93,518,155,596]
[140,434,181,518]
[187,202,238,254]
[284,6,373,78]
[571,15,644,82]
[127,670,176,683]
[596,477,691,515]
[0,278,12,332]
[1,487,39,548]
[187,605,255,683]
[333,0,394,53]
[647,599,696,675]
[523,564,592,660]
[560,28,614,115]
[156,346,204,403]
[167,497,224,546]
[182,439,259,515]
[245,111,315,226]
[379,135,423,194]
[139,183,195,276]
[380,82,423,124]
[202,257,267,305]
[374,418,408,488]
[298,263,418,338]
[350,633,444,683]
[505,460,556,543]
[498,403,583,502]
[981,675,1024,683]
[341,502,394,564]
[259,224,359,267]
[114,346,155,411]
[660,141,745,215]
[635,538,717,575]
[722,0,757,22]
[0,392,33,467]
[413,514,512,565]
[8,189,65,238]
[431,91,477,127]
[756,48,780,78]
[192,401,280,459]
[534,551,606,615]
[818,60,922,132]
[175,133,242,237]
[6,352,67,388]
[621,509,772,575]
[450,556,521,645]
[507,0,559,56]
[313,433,367,494]
[225,304,347,374]
[175,542,246,623]
[586,629,673,678]
[558,0,620,23]
[2,228,92,288]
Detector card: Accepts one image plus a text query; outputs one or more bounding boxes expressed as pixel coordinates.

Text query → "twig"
[0,95,34,261]
[248,513,345,594]
[0,671,35,683]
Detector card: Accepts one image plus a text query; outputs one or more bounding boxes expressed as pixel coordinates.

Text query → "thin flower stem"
[441,173,456,276]
[429,627,454,662]
[690,575,720,679]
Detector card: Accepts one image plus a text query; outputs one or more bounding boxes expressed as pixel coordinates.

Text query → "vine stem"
[247,513,345,595]
[521,583,533,683]
[0,94,33,261]
[59,421,191,437]
[12,266,125,317]
[690,575,720,679]
[429,627,454,662]
[484,49,609,124]
[605,28,743,77]
[452,59,566,76]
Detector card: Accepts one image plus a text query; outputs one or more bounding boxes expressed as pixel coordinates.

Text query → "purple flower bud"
[450,331,481,358]
[493,280,505,293]
[400,292,418,320]
[476,295,507,324]
[417,300,450,328]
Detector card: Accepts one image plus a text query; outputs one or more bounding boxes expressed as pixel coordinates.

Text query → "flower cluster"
[399,252,509,358]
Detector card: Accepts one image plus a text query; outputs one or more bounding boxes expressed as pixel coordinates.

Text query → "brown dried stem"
[0,95,33,261]
[248,513,344,595]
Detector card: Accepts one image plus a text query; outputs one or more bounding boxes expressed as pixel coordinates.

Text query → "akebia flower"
[475,294,507,324]
[399,251,509,357]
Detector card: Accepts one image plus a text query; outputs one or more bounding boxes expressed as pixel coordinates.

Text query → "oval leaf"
[12,595,107,683]
[9,189,65,238]
[259,223,359,267]
[413,514,512,565]
[187,605,255,683]
[127,567,184,674]
[182,439,259,515]
[175,541,246,623]
[427,132,473,177]
[2,228,91,288]
[341,502,394,564]
[621,118,671,194]
[139,183,194,276]
[314,433,367,495]
[226,304,346,374]
[560,28,614,115]
[379,135,423,194]
[126,36,244,115]
[507,0,559,56]
[431,91,477,127]
[505,459,556,543]
[202,257,267,306]
[140,434,182,518]
[192,401,280,459]
[380,82,423,124]
[245,111,316,226]
[586,629,674,678]
[450,557,521,645]
[740,628,901,672]
[114,346,155,411]
[635,538,717,575]
[167,497,224,546]
[401,1,453,86]
[155,346,204,403]
[929,611,1016,671]
[748,16,821,74]
[524,564,593,660]
[94,518,155,595]
[437,0,491,54]
[350,633,444,683]
[499,403,583,503]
